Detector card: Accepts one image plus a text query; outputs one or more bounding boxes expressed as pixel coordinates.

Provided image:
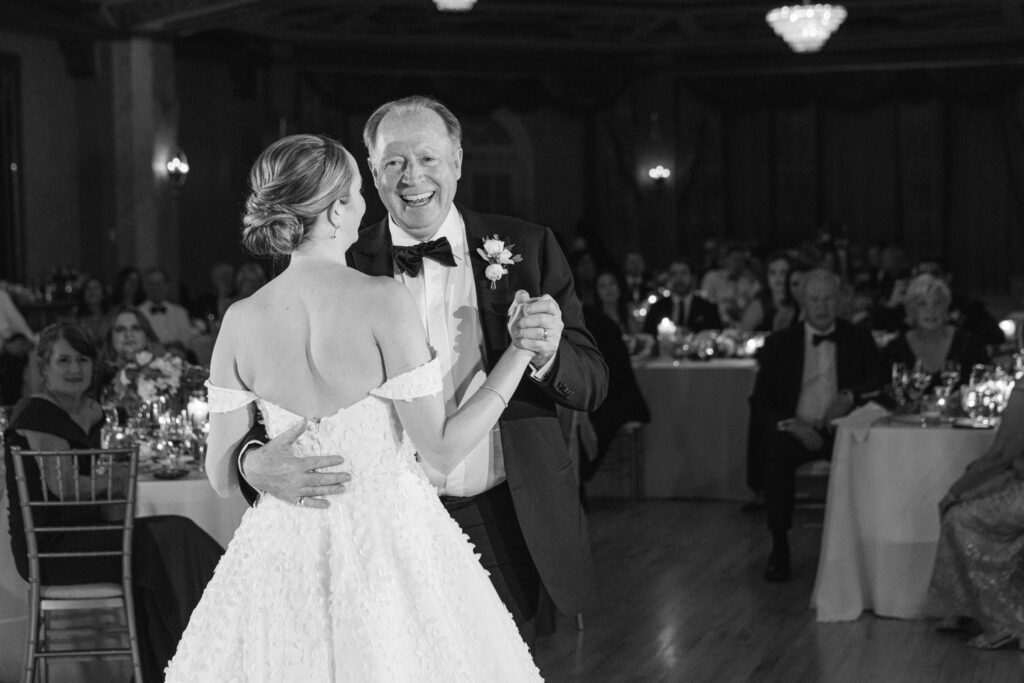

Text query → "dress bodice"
[206,357,442,483]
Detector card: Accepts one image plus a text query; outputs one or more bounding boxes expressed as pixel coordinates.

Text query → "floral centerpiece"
[108,350,208,427]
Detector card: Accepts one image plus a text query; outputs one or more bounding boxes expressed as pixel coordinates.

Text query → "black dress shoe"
[764,549,791,582]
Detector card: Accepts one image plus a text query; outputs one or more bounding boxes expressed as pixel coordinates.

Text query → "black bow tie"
[392,237,456,277]
[149,304,167,315]
[812,331,837,346]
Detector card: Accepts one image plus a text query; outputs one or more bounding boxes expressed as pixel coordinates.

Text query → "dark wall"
[174,56,589,299]
[662,69,1024,295]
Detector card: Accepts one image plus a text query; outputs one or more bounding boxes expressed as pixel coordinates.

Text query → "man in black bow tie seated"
[139,267,195,348]
[749,269,884,581]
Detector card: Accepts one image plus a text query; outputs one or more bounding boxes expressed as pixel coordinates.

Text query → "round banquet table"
[0,468,248,682]
[811,418,997,622]
[632,357,758,500]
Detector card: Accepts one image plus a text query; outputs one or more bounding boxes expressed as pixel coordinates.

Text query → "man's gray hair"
[362,96,463,157]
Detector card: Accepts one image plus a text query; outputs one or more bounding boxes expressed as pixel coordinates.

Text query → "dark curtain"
[0,53,22,281]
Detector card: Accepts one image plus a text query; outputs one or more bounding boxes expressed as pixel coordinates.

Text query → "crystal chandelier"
[766,3,847,53]
[434,0,477,10]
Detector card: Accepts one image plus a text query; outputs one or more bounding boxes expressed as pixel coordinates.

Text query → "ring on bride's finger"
[297,496,306,507]
[542,329,548,341]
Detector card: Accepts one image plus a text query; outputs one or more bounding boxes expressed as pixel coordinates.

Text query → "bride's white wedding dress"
[165,358,542,682]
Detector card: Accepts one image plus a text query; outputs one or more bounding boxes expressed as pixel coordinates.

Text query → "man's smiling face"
[369,108,463,240]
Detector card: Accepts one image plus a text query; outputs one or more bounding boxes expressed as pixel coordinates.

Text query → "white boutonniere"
[477,235,523,290]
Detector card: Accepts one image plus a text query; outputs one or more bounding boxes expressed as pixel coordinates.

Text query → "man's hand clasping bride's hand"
[243,421,351,509]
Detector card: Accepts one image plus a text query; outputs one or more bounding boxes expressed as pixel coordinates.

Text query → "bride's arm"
[205,305,258,497]
[373,280,534,474]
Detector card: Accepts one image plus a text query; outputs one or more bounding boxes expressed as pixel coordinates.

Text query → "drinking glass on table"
[939,360,961,392]
[891,362,910,409]
[910,359,933,404]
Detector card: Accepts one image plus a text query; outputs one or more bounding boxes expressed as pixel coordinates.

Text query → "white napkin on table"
[830,401,890,443]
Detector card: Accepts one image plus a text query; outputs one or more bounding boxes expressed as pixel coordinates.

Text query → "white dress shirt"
[390,207,505,497]
[795,323,838,428]
[139,299,193,346]
[670,293,693,328]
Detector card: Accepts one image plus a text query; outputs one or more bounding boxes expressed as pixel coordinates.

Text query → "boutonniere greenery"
[477,235,523,290]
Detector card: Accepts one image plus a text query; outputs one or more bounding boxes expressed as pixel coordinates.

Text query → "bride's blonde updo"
[241,134,354,257]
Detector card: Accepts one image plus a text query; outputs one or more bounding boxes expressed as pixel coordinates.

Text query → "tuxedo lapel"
[347,218,394,277]
[461,206,511,369]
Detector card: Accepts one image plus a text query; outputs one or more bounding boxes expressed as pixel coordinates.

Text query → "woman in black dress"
[4,322,223,680]
[881,274,989,393]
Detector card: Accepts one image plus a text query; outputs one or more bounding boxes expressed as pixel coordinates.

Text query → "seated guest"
[643,258,721,339]
[882,274,988,392]
[700,244,746,324]
[111,266,144,308]
[595,269,636,335]
[3,323,223,680]
[750,269,883,581]
[100,307,166,386]
[929,379,1024,649]
[74,276,112,346]
[579,304,651,490]
[914,259,1004,348]
[140,268,194,347]
[622,251,653,306]
[0,288,37,404]
[188,262,236,331]
[767,252,798,331]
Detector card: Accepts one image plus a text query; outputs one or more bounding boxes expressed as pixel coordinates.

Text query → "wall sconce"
[648,165,671,182]
[166,148,190,188]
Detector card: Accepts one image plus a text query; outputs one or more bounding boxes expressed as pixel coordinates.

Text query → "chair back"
[9,446,139,589]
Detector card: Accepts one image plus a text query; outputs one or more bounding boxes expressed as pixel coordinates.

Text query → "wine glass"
[909,359,933,404]
[969,364,991,387]
[891,362,910,409]
[939,360,961,391]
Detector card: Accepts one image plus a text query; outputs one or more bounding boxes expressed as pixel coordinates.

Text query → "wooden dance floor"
[533,500,1023,682]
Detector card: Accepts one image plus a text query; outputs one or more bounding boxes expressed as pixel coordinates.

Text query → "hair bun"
[242,202,303,259]
[241,198,304,257]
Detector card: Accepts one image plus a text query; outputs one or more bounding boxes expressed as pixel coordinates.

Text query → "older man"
[237,96,608,639]
[750,269,883,581]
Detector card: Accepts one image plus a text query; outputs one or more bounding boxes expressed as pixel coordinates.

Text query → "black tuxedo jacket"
[349,205,607,615]
[236,206,606,615]
[749,320,884,436]
[642,293,722,336]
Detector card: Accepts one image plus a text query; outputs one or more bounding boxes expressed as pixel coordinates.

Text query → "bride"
[165,135,542,681]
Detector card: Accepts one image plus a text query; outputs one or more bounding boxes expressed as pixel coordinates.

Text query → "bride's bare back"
[220,260,398,419]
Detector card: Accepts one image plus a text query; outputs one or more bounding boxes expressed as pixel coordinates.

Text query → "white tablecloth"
[633,358,758,500]
[811,419,996,622]
[0,469,248,681]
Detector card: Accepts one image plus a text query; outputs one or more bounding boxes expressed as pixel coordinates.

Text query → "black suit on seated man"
[641,258,722,343]
[750,269,884,581]
[642,294,721,336]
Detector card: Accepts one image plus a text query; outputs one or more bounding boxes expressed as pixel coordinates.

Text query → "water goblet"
[891,362,910,410]
[939,360,961,391]
[910,359,933,401]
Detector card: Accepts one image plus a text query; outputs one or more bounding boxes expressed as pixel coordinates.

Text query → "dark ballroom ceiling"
[4,0,1024,75]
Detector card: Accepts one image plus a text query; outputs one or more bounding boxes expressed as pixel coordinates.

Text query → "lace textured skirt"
[164,464,542,682]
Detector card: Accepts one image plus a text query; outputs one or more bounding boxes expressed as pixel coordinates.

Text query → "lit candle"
[657,317,677,339]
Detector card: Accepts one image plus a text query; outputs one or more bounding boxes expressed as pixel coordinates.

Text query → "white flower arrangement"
[476,235,523,290]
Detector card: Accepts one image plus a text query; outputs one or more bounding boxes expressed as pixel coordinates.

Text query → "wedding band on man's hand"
[297,496,306,507]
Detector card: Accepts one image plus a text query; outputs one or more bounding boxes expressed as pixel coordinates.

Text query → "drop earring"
[330,225,338,240]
